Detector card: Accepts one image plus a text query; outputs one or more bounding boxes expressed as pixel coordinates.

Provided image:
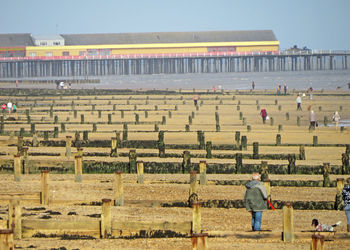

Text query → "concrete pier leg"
[283,202,294,242]
[101,198,112,238]
[74,155,82,182]
[40,170,49,205]
[114,171,124,206]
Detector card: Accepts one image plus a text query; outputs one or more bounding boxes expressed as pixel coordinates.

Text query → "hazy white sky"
[1,0,349,50]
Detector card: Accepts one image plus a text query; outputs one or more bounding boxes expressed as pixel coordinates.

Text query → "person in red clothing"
[260,108,267,124]
[2,103,6,113]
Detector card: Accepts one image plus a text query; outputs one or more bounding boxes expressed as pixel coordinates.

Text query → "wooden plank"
[22,219,100,238]
[112,220,191,235]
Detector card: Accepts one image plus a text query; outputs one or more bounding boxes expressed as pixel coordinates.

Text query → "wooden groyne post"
[74,155,83,182]
[8,199,21,239]
[0,229,14,250]
[13,154,21,182]
[40,170,49,205]
[65,136,72,157]
[311,234,325,250]
[283,202,294,242]
[101,198,112,238]
[114,171,124,206]
[199,161,207,185]
[192,202,201,234]
[137,161,144,184]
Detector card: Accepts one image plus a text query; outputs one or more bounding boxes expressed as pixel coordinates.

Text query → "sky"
[1,0,349,50]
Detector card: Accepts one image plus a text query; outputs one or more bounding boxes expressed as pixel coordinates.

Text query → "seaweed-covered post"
[182,151,191,173]
[197,130,205,150]
[44,131,49,140]
[73,110,77,119]
[215,112,219,125]
[0,115,4,134]
[32,132,39,147]
[154,124,159,132]
[92,123,97,132]
[74,155,83,182]
[22,147,29,174]
[101,198,112,238]
[83,131,88,141]
[61,123,66,133]
[287,154,296,174]
[199,160,207,185]
[114,171,124,206]
[323,116,328,127]
[276,134,281,145]
[80,114,84,124]
[54,115,58,124]
[110,137,118,157]
[235,131,240,146]
[260,161,269,181]
[205,141,212,159]
[252,142,259,159]
[158,131,165,158]
[188,115,192,125]
[53,127,59,138]
[236,153,242,174]
[335,178,344,210]
[98,110,102,119]
[108,114,112,124]
[135,113,139,124]
[283,202,294,242]
[40,170,49,205]
[241,135,247,150]
[30,123,35,134]
[313,136,318,146]
[278,124,283,132]
[17,136,23,155]
[13,154,21,182]
[297,116,301,126]
[285,112,289,120]
[137,161,144,184]
[129,149,137,173]
[0,229,14,249]
[192,202,201,234]
[299,145,306,160]
[123,123,128,141]
[342,153,350,174]
[322,162,331,187]
[77,147,84,157]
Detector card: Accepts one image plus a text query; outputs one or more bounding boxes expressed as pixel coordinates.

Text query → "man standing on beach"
[244,173,268,231]
[296,94,302,111]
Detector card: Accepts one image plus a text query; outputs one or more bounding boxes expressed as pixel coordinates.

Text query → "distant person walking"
[193,94,199,106]
[251,81,255,90]
[260,108,268,124]
[244,173,268,231]
[342,177,350,232]
[7,101,12,114]
[332,111,341,130]
[296,94,302,111]
[1,103,6,113]
[283,83,287,95]
[12,103,17,113]
[309,106,317,129]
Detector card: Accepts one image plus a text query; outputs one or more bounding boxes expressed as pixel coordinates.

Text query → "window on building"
[88,50,98,56]
[46,52,53,57]
[79,51,86,56]
[62,51,69,56]
[53,42,61,46]
[100,49,111,56]
[29,52,36,57]
[40,41,47,46]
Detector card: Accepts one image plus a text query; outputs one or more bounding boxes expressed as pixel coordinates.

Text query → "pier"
[0,50,349,78]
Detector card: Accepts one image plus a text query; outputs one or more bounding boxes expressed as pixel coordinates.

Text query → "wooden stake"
[40,170,49,205]
[311,234,325,250]
[191,233,208,250]
[190,171,198,196]
[74,155,82,182]
[101,198,112,238]
[192,202,201,234]
[65,136,72,157]
[199,161,207,185]
[0,229,14,250]
[9,199,21,239]
[283,202,294,242]
[13,154,21,182]
[114,171,124,206]
[137,161,144,184]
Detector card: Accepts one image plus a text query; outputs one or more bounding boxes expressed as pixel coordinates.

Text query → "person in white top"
[7,101,12,114]
[332,111,341,130]
[296,94,302,111]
